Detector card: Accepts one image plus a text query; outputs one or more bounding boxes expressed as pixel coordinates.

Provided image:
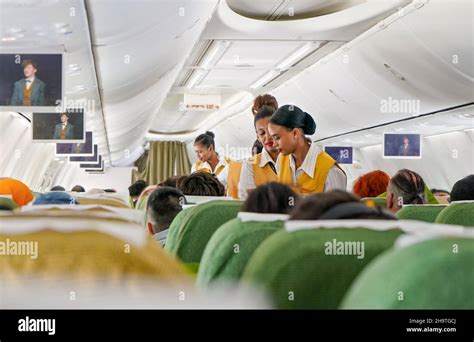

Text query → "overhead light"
[67,64,82,76]
[185,41,230,89]
[54,22,69,29]
[277,42,320,71]
[425,131,462,138]
[456,113,474,120]
[200,41,230,69]
[68,85,87,94]
[249,70,280,90]
[186,70,205,89]
[2,37,16,42]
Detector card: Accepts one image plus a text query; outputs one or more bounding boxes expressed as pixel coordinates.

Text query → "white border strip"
[20,204,144,225]
[285,219,466,235]
[401,204,448,207]
[0,217,147,246]
[395,229,474,249]
[238,212,289,222]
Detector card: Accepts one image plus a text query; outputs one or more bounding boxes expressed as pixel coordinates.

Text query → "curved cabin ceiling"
[1,0,472,191]
[86,0,219,165]
[148,0,409,142]
[197,0,473,159]
[226,0,367,21]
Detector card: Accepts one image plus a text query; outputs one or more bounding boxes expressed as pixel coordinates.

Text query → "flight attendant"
[191,131,230,186]
[238,106,279,199]
[268,105,347,194]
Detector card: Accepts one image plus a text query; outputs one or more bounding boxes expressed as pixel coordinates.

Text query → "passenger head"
[71,185,85,193]
[158,176,180,188]
[175,175,188,190]
[86,188,105,194]
[252,94,278,115]
[147,186,185,235]
[241,182,298,214]
[0,178,33,206]
[268,105,316,155]
[50,185,66,191]
[252,140,263,156]
[33,192,78,205]
[194,131,216,162]
[128,180,148,202]
[254,106,278,156]
[431,189,450,197]
[290,190,396,220]
[21,59,37,78]
[177,172,225,196]
[352,170,391,198]
[450,175,474,202]
[386,169,426,213]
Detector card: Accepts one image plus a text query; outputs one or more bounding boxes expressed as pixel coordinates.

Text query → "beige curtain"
[132,141,191,185]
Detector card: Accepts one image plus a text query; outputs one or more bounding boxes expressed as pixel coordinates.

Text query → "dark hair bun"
[270,104,317,136]
[205,131,215,139]
[303,112,316,135]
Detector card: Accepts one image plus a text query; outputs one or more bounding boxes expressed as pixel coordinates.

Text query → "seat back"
[70,192,131,208]
[435,201,474,227]
[361,197,387,208]
[242,220,406,309]
[0,210,187,280]
[0,196,18,210]
[197,212,288,287]
[341,235,474,308]
[165,200,242,263]
[396,204,448,223]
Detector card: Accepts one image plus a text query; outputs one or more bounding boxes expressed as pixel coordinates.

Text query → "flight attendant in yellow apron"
[268,105,347,194]
[191,131,230,186]
[237,105,279,199]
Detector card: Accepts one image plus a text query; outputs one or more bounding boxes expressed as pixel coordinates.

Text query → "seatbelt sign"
[183,93,221,111]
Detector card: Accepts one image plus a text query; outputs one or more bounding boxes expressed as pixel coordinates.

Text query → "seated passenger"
[241,182,299,214]
[177,172,225,197]
[86,188,106,194]
[50,185,66,191]
[71,185,86,192]
[450,175,474,202]
[268,105,347,194]
[352,170,391,198]
[159,176,180,188]
[128,180,148,207]
[33,191,78,205]
[147,186,186,246]
[386,169,427,213]
[431,188,450,204]
[431,188,450,197]
[290,190,396,220]
[0,178,33,206]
